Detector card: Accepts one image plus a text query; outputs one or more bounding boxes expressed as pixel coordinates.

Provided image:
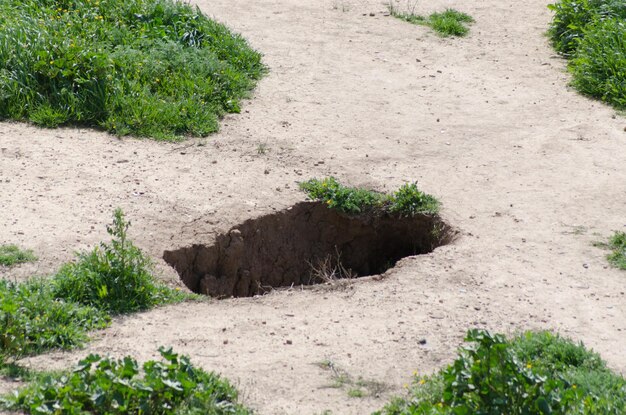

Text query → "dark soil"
[163,202,452,298]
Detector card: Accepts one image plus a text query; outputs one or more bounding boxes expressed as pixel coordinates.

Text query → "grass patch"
[1,347,251,414]
[595,231,626,270]
[1,209,192,367]
[0,279,109,365]
[388,3,474,37]
[300,177,440,216]
[52,208,188,314]
[375,329,626,414]
[549,0,626,110]
[0,0,265,140]
[0,245,36,267]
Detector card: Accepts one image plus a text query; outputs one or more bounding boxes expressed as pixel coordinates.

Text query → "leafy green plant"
[570,18,626,109]
[0,244,37,267]
[52,208,187,314]
[0,0,265,140]
[1,347,251,415]
[375,330,626,414]
[388,3,474,37]
[548,0,626,110]
[0,279,108,365]
[595,231,626,270]
[548,0,626,55]
[300,177,387,214]
[299,177,440,216]
[390,183,440,216]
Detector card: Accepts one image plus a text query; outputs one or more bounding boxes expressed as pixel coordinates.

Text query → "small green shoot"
[0,245,36,267]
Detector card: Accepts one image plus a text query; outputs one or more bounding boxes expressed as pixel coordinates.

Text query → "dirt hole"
[163,202,453,298]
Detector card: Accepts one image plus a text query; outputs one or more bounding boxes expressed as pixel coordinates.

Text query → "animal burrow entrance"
[163,201,453,298]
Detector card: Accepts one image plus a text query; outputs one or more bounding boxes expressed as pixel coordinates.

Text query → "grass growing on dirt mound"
[549,0,626,110]
[376,330,626,415]
[1,347,251,415]
[0,0,264,140]
[300,177,440,216]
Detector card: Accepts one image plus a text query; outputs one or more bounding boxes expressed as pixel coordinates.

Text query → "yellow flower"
[572,384,577,389]
[403,383,409,389]
[50,60,54,65]
[526,363,532,369]
[418,379,426,385]
[326,200,332,205]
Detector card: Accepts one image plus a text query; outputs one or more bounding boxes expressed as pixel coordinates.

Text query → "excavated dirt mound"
[163,201,452,298]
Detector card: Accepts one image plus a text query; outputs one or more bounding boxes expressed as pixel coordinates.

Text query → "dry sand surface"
[1,0,625,413]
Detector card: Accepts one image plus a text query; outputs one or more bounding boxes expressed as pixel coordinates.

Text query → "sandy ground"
[1,0,625,413]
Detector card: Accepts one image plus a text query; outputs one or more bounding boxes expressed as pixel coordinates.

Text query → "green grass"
[595,231,626,270]
[0,279,109,365]
[548,0,626,55]
[299,177,440,216]
[0,209,192,367]
[375,330,626,414]
[549,0,626,110]
[1,347,251,415]
[52,208,189,314]
[0,245,37,267]
[0,0,265,140]
[388,5,474,37]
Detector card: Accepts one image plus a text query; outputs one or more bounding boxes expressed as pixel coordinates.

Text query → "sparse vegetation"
[375,330,626,414]
[1,347,251,415]
[0,0,265,140]
[0,244,37,267]
[388,2,474,37]
[316,359,390,399]
[549,0,626,110]
[300,177,440,216]
[595,231,626,270]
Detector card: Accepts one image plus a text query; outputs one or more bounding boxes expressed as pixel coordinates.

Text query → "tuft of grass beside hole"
[0,0,265,140]
[299,177,440,216]
[595,231,626,270]
[375,330,626,414]
[0,245,37,267]
[52,208,189,314]
[388,2,474,37]
[1,347,251,414]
